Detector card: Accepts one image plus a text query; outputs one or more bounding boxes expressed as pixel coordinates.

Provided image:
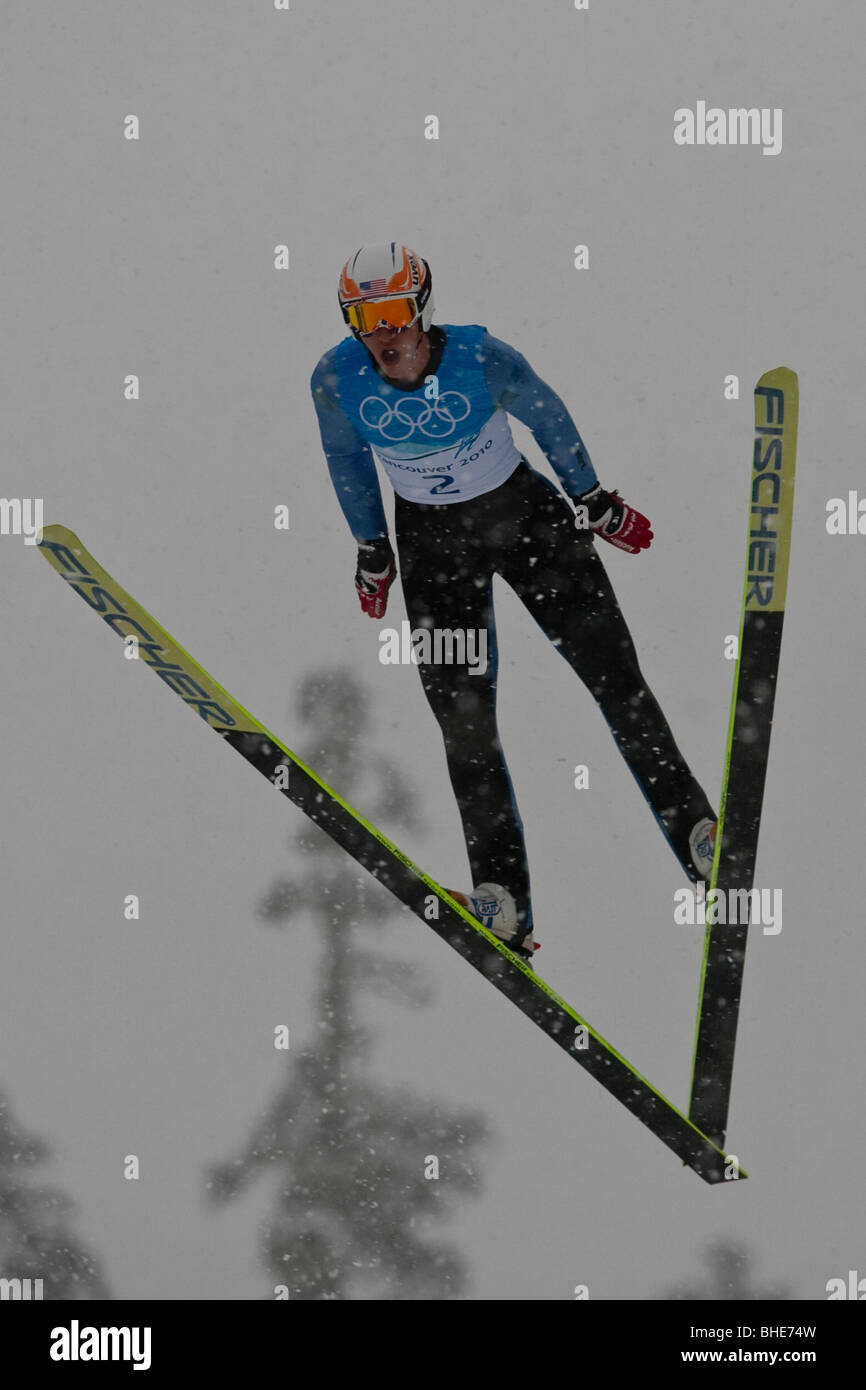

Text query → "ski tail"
[688,368,798,1146]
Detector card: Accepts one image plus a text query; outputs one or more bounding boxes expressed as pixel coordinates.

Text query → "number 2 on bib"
[428,474,458,495]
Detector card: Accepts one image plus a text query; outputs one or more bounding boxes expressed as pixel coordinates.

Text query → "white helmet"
[338,242,434,337]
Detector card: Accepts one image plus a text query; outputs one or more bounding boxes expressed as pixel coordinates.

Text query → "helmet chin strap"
[403,325,427,356]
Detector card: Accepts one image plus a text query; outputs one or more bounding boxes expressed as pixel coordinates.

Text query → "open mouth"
[381,347,400,364]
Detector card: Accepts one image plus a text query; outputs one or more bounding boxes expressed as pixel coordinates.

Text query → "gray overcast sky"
[2,0,864,1299]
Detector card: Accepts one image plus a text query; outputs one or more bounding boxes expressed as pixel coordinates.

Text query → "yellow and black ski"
[689,368,798,1146]
[38,524,741,1183]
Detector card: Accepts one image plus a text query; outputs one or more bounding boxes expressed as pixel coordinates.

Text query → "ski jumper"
[312,325,715,943]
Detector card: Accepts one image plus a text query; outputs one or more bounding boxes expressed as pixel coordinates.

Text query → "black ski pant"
[395,460,715,943]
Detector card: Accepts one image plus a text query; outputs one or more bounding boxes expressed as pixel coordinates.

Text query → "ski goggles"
[343,295,421,335]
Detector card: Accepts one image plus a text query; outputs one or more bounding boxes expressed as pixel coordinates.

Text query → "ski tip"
[38,523,85,552]
[757,365,798,389]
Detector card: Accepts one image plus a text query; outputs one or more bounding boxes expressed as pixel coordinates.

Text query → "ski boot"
[689,817,718,880]
[448,883,538,967]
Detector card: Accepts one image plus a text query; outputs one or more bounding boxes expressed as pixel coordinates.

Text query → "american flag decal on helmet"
[359,277,389,294]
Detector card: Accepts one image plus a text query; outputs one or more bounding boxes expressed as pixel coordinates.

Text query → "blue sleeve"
[481,332,598,499]
[311,352,389,543]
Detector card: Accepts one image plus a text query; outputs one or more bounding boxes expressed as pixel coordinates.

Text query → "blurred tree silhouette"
[207,669,489,1300]
[0,1091,109,1299]
[663,1238,793,1300]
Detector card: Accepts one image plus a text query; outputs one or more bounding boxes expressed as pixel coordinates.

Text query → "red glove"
[574,484,653,555]
[355,539,397,618]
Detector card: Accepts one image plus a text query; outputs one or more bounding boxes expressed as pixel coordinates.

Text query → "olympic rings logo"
[359,391,471,441]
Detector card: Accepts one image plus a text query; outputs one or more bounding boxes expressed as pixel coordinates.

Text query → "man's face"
[360,321,427,381]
